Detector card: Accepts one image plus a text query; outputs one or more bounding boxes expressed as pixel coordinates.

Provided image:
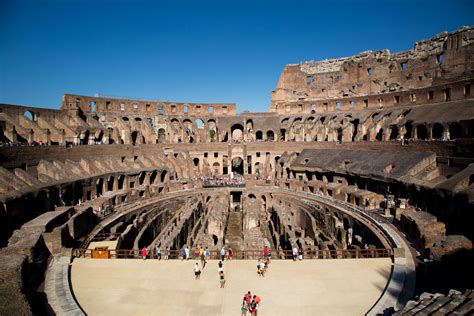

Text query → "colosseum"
[0,27,473,315]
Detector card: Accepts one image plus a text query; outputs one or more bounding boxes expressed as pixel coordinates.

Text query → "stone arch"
[160,170,168,183]
[95,130,104,143]
[195,118,204,129]
[416,124,428,140]
[245,119,254,132]
[150,170,158,185]
[157,128,166,143]
[208,119,217,142]
[96,178,104,197]
[256,131,263,140]
[231,124,244,142]
[449,122,463,139]
[107,176,114,191]
[267,130,275,141]
[118,175,126,190]
[405,121,413,139]
[375,127,384,141]
[389,125,399,140]
[351,119,360,141]
[231,156,244,175]
[212,162,220,176]
[467,121,474,138]
[131,131,144,145]
[432,123,444,139]
[139,172,146,185]
[81,130,90,145]
[24,110,35,121]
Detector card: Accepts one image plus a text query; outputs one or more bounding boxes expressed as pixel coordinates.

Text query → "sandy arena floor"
[71,258,392,316]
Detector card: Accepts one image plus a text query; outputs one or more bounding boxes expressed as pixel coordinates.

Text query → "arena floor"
[71,258,392,315]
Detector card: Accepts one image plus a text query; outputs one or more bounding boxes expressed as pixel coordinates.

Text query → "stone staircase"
[225,211,244,251]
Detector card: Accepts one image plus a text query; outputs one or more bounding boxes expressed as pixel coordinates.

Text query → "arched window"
[416,124,428,140]
[432,123,444,139]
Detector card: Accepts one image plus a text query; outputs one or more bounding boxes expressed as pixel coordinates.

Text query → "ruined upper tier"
[270,26,474,113]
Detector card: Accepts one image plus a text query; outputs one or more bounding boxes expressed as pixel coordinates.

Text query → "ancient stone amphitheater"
[0,27,473,315]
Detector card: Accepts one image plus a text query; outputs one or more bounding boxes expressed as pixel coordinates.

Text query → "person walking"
[220,246,226,261]
[219,271,225,288]
[194,247,199,259]
[249,299,257,316]
[241,297,248,316]
[244,291,252,305]
[205,247,210,260]
[141,247,147,260]
[292,246,298,261]
[185,245,190,260]
[252,295,261,315]
[155,244,161,260]
[200,251,206,269]
[194,262,201,280]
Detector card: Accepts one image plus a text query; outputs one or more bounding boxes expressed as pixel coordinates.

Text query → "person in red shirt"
[141,247,147,260]
[253,295,261,305]
[244,291,252,305]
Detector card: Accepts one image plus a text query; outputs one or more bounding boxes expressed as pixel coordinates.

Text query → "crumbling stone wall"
[271,26,474,113]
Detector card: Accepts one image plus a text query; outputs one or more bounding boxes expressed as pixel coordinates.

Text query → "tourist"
[156,244,161,260]
[194,247,199,259]
[264,258,269,273]
[185,245,190,260]
[292,246,298,261]
[228,247,233,260]
[218,260,223,272]
[298,248,303,261]
[249,299,257,315]
[259,260,265,277]
[252,295,261,315]
[179,247,185,261]
[194,262,201,280]
[200,251,206,269]
[205,246,210,260]
[141,247,147,260]
[220,246,226,261]
[241,297,248,316]
[219,271,225,288]
[199,246,205,258]
[244,291,252,305]
[257,259,265,277]
[263,246,269,259]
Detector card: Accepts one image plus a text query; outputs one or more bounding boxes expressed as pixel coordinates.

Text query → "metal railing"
[73,248,393,260]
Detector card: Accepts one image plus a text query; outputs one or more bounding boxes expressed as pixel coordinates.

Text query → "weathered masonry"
[0,26,473,315]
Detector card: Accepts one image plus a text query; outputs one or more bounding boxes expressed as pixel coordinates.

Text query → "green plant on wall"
[209,129,216,142]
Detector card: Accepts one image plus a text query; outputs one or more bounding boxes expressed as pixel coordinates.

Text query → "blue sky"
[1,0,473,113]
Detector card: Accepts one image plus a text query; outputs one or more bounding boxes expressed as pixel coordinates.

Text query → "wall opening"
[416,124,428,140]
[449,122,463,139]
[432,123,444,139]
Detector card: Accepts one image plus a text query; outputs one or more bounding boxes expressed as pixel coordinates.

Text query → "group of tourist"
[202,175,245,188]
[241,291,262,316]
[218,260,225,288]
[292,246,304,261]
[0,140,46,147]
[138,244,237,261]
[256,257,270,277]
[220,245,234,261]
